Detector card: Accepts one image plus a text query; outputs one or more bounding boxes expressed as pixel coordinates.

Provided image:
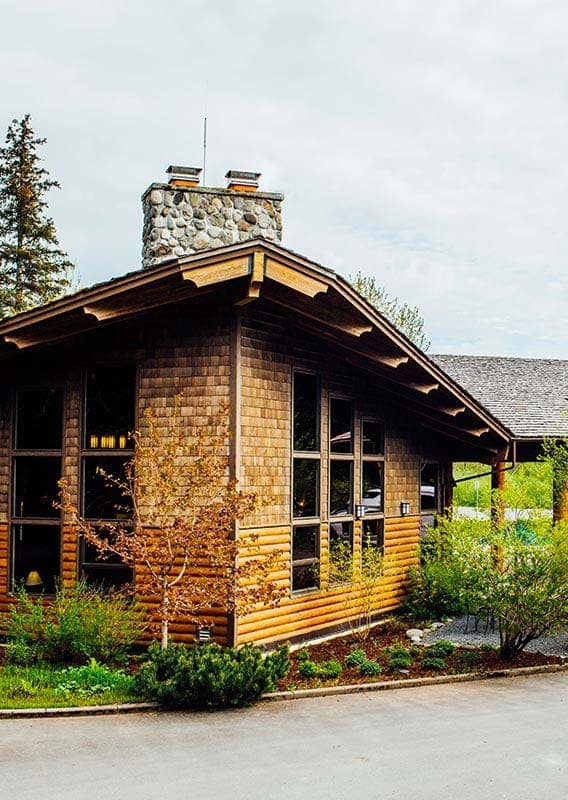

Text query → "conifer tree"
[0,115,73,318]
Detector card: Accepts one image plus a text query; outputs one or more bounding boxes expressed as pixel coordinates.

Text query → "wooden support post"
[441,461,454,516]
[553,469,568,523]
[490,461,507,527]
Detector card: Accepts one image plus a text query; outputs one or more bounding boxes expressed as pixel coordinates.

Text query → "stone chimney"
[142,167,284,268]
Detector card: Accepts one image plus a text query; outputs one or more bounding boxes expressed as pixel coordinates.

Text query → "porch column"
[490,461,507,527]
[553,470,568,523]
[441,460,454,516]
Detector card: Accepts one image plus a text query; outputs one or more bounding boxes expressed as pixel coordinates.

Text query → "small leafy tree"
[60,396,285,648]
[329,536,390,641]
[348,271,430,351]
[414,510,568,659]
[0,114,73,318]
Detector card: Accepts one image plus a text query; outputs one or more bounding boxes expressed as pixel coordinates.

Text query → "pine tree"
[0,115,73,318]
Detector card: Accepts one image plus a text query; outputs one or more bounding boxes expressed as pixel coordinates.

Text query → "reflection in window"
[81,539,133,591]
[85,365,136,449]
[15,389,63,450]
[362,518,384,550]
[362,421,384,456]
[421,462,439,512]
[330,398,353,454]
[11,389,63,594]
[12,524,60,595]
[293,372,319,452]
[362,461,383,514]
[329,521,354,584]
[329,460,352,516]
[293,458,319,518]
[83,457,131,520]
[13,456,61,519]
[292,525,319,591]
[330,520,353,551]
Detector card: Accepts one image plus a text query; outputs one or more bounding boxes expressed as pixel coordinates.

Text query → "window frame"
[420,460,440,536]
[328,395,356,584]
[79,365,137,587]
[10,387,65,596]
[291,370,321,594]
[360,418,385,552]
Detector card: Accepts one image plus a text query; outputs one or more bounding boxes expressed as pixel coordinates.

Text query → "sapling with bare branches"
[60,395,285,648]
[329,535,390,641]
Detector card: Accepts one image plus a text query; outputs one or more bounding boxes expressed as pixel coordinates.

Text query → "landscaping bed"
[277,620,564,691]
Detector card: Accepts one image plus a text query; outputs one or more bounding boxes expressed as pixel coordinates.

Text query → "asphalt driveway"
[2,673,568,800]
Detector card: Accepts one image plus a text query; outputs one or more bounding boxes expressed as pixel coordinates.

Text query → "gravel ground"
[422,615,568,656]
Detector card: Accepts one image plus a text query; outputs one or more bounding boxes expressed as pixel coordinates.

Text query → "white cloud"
[0,0,566,357]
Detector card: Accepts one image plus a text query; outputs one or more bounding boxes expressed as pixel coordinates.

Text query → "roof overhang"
[0,239,512,455]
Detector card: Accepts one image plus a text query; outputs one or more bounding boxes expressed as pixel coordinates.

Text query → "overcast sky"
[1,1,567,358]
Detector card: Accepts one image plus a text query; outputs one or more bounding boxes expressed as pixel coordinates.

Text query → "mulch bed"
[277,619,564,691]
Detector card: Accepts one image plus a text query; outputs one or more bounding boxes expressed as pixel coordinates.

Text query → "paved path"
[2,673,568,800]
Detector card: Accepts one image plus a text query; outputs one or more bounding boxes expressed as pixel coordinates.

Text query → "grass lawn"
[0,662,143,709]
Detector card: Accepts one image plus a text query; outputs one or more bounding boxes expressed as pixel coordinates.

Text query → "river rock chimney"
[142,167,284,268]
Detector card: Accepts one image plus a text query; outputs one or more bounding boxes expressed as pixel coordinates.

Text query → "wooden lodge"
[0,168,531,647]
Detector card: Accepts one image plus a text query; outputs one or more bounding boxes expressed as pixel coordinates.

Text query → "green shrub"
[135,641,290,710]
[297,646,311,662]
[384,645,414,671]
[427,640,456,659]
[458,650,481,667]
[298,659,319,678]
[421,656,446,671]
[388,654,413,671]
[412,508,568,659]
[359,659,382,676]
[6,581,146,665]
[298,658,342,680]
[344,649,367,668]
[344,648,382,676]
[317,659,342,679]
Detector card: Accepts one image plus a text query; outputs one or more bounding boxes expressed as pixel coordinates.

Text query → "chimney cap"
[166,165,202,178]
[166,165,202,187]
[225,170,261,190]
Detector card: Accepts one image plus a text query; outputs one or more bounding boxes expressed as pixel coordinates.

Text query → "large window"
[292,372,320,592]
[81,366,136,588]
[11,389,63,594]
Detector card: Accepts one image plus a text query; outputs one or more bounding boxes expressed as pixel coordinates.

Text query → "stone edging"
[262,662,568,702]
[2,663,568,718]
[0,702,158,720]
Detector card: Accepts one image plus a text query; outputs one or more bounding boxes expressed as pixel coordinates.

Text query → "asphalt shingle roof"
[432,354,568,439]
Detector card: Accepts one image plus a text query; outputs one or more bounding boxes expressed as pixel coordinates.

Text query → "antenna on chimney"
[202,116,207,186]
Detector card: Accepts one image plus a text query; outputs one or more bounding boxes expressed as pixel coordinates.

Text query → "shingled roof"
[432,354,568,439]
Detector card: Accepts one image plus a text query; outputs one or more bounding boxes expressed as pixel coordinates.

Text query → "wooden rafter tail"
[436,405,466,417]
[1,334,28,349]
[264,258,329,298]
[405,382,439,395]
[181,256,251,288]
